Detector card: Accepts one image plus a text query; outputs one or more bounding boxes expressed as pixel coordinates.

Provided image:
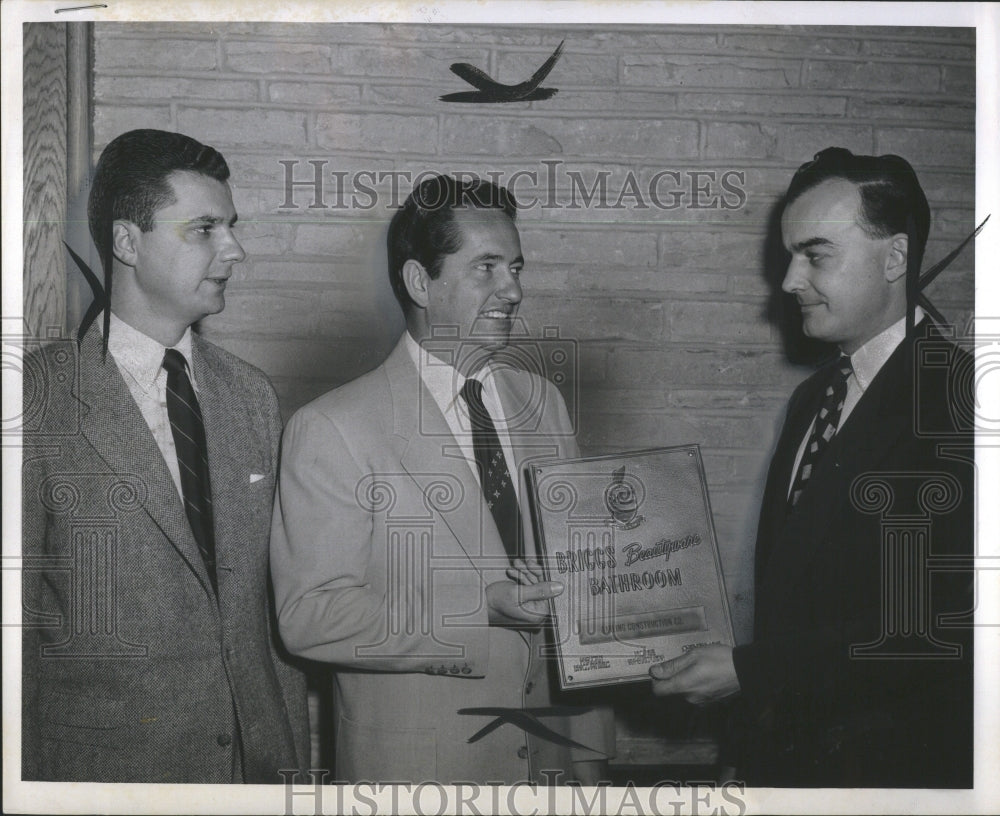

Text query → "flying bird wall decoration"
[440,40,565,103]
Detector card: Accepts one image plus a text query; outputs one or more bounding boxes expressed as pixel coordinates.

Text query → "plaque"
[525,445,735,689]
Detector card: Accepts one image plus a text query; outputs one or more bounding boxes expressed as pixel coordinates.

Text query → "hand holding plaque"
[526,445,735,690]
[486,574,563,628]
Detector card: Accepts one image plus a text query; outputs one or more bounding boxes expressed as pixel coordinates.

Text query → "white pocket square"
[249,473,266,484]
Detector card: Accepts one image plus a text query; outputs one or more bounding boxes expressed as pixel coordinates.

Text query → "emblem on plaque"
[604,466,644,530]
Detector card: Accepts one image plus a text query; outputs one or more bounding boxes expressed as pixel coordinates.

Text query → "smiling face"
[113,170,245,346]
[781,178,907,354]
[418,207,524,366]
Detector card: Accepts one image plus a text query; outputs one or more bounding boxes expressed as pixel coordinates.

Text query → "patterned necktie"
[788,355,853,509]
[163,349,217,591]
[460,378,522,562]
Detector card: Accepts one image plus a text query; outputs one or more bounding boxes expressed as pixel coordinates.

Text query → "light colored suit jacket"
[21,327,309,783]
[271,335,613,783]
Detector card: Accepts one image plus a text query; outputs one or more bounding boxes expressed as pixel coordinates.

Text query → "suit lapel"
[386,340,506,576]
[192,337,269,577]
[760,343,911,598]
[753,365,826,586]
[799,342,909,515]
[76,329,213,593]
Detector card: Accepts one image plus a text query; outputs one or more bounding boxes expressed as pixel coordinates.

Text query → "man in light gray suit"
[21,129,309,782]
[271,175,614,783]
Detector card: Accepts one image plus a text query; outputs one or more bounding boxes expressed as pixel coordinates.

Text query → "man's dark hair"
[785,146,930,261]
[785,147,931,337]
[89,128,230,271]
[83,129,230,346]
[387,174,518,312]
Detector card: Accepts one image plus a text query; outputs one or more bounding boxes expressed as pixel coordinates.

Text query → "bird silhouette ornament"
[440,40,565,103]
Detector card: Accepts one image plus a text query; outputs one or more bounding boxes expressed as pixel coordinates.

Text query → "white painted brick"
[96,37,217,71]
[316,113,438,155]
[622,55,801,89]
[176,107,308,148]
[95,76,259,102]
[805,60,940,92]
[225,41,332,74]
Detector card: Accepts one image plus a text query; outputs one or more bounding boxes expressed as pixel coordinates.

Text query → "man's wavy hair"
[785,147,930,336]
[785,146,930,264]
[86,129,229,346]
[387,174,518,313]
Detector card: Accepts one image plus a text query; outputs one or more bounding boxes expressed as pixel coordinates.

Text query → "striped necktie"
[788,355,853,509]
[163,349,217,591]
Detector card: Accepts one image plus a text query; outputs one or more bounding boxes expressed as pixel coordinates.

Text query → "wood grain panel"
[23,22,68,340]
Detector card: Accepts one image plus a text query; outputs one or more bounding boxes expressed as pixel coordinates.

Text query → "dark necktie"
[788,356,853,509]
[162,348,217,591]
[460,378,522,562]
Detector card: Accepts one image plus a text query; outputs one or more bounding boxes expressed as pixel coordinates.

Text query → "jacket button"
[524,681,534,694]
[517,746,529,759]
[450,665,460,674]
[461,667,471,675]
[217,734,232,747]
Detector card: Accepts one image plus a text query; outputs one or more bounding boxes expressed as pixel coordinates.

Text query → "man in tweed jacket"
[21,129,309,782]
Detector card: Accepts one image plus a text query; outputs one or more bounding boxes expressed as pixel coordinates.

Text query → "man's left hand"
[649,645,740,705]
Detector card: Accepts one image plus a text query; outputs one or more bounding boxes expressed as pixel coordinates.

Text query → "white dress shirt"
[788,309,923,497]
[106,312,197,499]
[404,331,521,501]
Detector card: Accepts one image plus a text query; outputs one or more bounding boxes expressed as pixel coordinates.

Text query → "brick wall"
[90,23,976,643]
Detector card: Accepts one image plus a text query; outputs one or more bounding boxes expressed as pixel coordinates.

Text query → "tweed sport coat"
[730,323,974,787]
[271,335,614,783]
[21,326,309,783]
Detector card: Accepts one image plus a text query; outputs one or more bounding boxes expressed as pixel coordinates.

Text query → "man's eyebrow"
[790,237,834,252]
[471,252,525,266]
[185,214,238,226]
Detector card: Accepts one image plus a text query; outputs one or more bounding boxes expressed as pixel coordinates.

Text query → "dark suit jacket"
[731,324,974,787]
[22,327,309,783]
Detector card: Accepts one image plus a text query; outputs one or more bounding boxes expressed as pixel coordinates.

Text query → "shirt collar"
[107,312,195,391]
[846,306,924,393]
[403,331,495,414]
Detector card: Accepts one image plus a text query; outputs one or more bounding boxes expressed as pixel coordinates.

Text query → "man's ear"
[402,259,430,308]
[884,233,909,283]
[112,220,141,268]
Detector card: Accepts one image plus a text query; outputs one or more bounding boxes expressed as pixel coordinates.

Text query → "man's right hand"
[486,578,562,628]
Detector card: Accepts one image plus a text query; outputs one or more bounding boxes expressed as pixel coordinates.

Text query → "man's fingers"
[505,565,528,584]
[649,654,700,696]
[649,653,692,681]
[507,558,542,585]
[522,559,545,581]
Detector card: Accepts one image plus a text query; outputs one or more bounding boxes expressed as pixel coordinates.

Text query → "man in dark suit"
[649,148,974,787]
[21,129,309,782]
